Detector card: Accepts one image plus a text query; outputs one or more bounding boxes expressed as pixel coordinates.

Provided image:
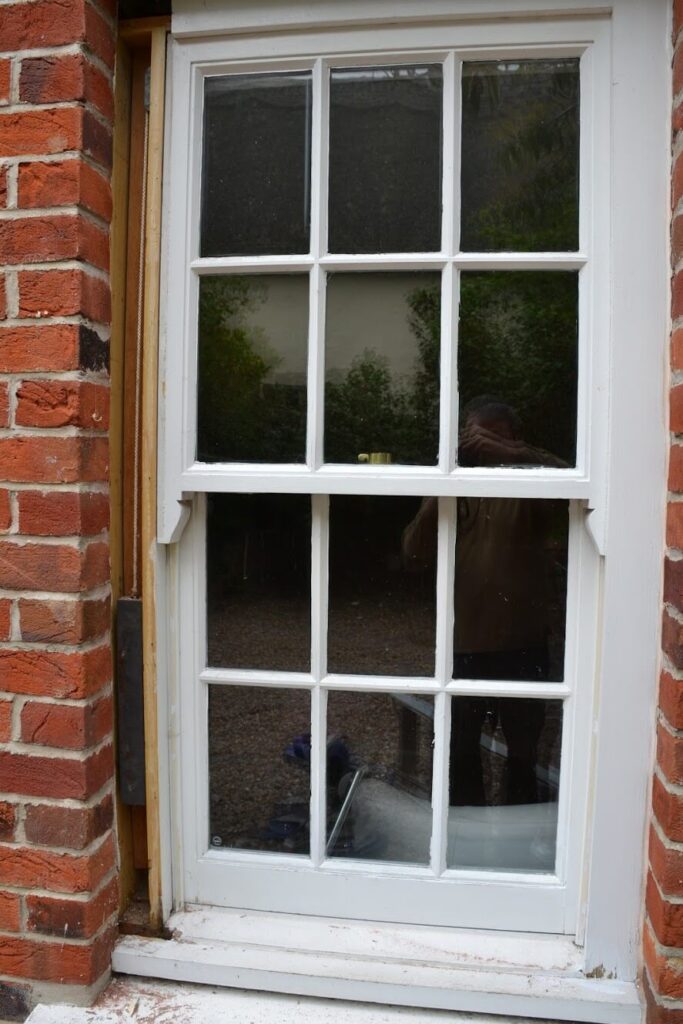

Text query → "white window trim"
[138,1,671,1021]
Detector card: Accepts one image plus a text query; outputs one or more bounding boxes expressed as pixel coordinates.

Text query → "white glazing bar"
[438,263,458,473]
[430,689,451,877]
[307,59,329,468]
[191,256,314,273]
[443,53,459,257]
[435,497,456,684]
[319,254,446,270]
[454,253,587,270]
[320,675,439,693]
[310,494,329,867]
[200,669,316,687]
[446,680,571,699]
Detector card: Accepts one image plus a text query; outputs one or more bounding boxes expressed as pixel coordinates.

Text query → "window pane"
[209,686,311,854]
[326,691,434,863]
[447,697,562,872]
[325,273,440,465]
[460,59,579,252]
[207,494,311,672]
[458,272,578,467]
[197,275,308,464]
[328,496,436,677]
[453,499,568,683]
[201,72,312,256]
[329,65,443,253]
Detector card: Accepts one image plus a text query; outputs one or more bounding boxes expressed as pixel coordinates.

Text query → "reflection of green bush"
[197,277,306,463]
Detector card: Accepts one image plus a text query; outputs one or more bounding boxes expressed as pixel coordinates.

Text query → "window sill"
[111,908,641,1023]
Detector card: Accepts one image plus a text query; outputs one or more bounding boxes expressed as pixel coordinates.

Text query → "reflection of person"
[402,398,564,806]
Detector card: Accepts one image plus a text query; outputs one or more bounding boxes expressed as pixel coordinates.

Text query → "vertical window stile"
[430,689,451,876]
[310,493,329,865]
[307,59,327,469]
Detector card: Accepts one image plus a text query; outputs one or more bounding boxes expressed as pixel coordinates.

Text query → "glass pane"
[325,273,440,465]
[447,697,562,871]
[458,272,578,467]
[326,691,434,863]
[197,275,308,463]
[328,496,436,676]
[454,499,568,683]
[209,686,311,854]
[201,72,312,256]
[460,59,579,252]
[207,494,311,672]
[329,65,443,253]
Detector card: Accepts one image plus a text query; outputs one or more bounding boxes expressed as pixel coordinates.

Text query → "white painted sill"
[110,907,642,1024]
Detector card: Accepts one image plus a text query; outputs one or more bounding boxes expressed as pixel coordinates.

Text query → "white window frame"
[133,1,670,1020]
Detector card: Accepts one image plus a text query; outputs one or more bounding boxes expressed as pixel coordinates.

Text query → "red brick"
[0,214,108,271]
[19,54,83,105]
[651,825,683,897]
[0,274,5,320]
[643,967,683,1024]
[664,613,683,675]
[660,722,683,787]
[644,919,683,1002]
[16,380,109,430]
[24,793,112,850]
[0,490,10,532]
[0,108,82,159]
[0,833,115,893]
[0,700,12,742]
[0,1,86,51]
[82,108,112,170]
[0,325,80,372]
[662,671,683,730]
[673,329,683,372]
[18,490,109,537]
[0,926,115,985]
[671,446,683,493]
[0,59,10,105]
[0,382,8,428]
[0,893,21,934]
[665,558,683,614]
[83,59,114,121]
[0,540,109,593]
[0,436,108,483]
[676,0,683,42]
[79,162,112,222]
[648,871,683,947]
[673,388,683,436]
[0,599,10,640]
[0,167,7,208]
[18,268,110,323]
[0,743,113,801]
[20,596,110,644]
[0,803,16,842]
[27,875,117,939]
[18,159,112,223]
[21,696,112,750]
[675,156,683,214]
[654,773,683,843]
[84,2,115,69]
[0,645,111,698]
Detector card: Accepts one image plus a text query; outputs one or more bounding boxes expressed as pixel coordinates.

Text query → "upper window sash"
[159,23,609,543]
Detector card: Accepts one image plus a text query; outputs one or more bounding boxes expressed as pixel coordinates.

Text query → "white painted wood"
[111,928,641,1024]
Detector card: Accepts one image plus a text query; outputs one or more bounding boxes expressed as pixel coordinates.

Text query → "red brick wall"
[0,0,117,1017]
[644,2,683,1020]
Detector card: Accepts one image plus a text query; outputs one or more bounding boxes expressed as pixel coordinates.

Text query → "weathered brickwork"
[0,0,117,1015]
[644,4,683,1020]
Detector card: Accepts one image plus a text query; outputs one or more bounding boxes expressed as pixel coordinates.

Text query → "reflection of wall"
[325,272,437,382]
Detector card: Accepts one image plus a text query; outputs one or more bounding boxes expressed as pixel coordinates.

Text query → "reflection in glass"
[329,65,443,253]
[201,73,312,257]
[197,275,308,463]
[324,273,441,465]
[206,494,311,672]
[458,272,578,467]
[328,496,436,676]
[460,60,579,252]
[453,498,568,683]
[447,697,562,871]
[209,686,311,853]
[326,691,434,863]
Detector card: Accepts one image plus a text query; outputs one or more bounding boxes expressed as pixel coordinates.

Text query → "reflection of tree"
[197,277,306,463]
